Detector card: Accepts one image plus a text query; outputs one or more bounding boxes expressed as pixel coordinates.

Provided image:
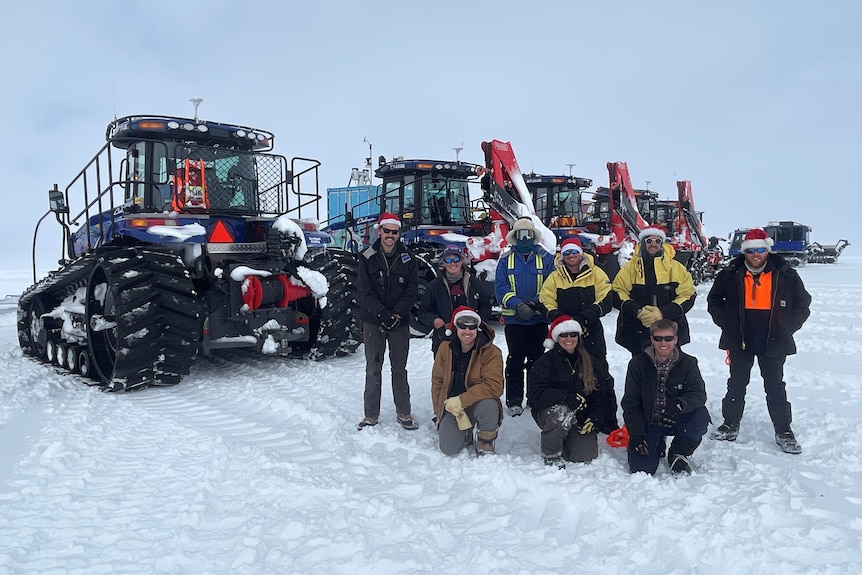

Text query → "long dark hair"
[559,341,596,393]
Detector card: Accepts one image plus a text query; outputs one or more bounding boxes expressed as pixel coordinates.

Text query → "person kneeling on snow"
[431,306,504,456]
[526,315,618,469]
[621,319,710,475]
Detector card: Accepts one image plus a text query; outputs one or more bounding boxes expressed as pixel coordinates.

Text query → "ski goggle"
[651,335,676,342]
[455,319,479,330]
[514,230,534,241]
[443,256,461,264]
[744,247,768,254]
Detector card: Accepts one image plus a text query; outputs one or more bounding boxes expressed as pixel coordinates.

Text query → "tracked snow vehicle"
[19,112,361,390]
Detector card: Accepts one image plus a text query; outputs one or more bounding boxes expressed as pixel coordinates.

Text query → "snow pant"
[533,404,599,463]
[721,350,792,433]
[503,322,548,408]
[627,406,710,475]
[362,321,411,419]
[438,399,502,456]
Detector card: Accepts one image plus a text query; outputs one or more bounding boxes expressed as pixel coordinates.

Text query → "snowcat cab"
[18,112,361,391]
[522,173,593,245]
[763,221,812,267]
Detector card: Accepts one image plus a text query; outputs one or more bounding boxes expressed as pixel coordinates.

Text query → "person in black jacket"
[356,213,420,431]
[417,244,492,357]
[527,315,618,468]
[706,228,812,454]
[621,319,710,475]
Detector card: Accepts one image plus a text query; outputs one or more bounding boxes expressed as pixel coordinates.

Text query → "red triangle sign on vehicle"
[209,220,234,243]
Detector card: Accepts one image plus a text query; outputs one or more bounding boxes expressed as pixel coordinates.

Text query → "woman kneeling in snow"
[527,315,618,468]
[431,306,504,456]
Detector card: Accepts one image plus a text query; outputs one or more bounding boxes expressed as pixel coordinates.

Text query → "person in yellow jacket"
[431,306,504,456]
[612,226,696,357]
[540,237,619,432]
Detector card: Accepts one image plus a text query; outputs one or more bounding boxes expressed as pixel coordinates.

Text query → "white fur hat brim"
[741,237,774,251]
[445,308,482,336]
[638,227,667,243]
[543,318,582,349]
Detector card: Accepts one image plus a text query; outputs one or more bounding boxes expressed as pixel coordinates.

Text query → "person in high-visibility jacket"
[612,225,696,357]
[494,217,555,417]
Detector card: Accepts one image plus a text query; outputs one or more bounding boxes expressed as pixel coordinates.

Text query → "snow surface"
[1,258,861,574]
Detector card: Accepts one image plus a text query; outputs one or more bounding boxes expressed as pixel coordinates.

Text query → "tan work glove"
[637,305,663,328]
[578,418,594,435]
[444,396,473,431]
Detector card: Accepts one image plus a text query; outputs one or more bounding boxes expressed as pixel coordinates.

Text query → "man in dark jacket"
[707,228,812,454]
[622,319,710,475]
[356,213,420,431]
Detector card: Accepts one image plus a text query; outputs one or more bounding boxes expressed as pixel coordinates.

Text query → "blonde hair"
[575,345,597,393]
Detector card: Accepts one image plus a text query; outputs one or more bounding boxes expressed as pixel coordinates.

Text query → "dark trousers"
[533,404,599,463]
[627,406,710,475]
[722,350,792,433]
[503,322,548,408]
[362,321,411,418]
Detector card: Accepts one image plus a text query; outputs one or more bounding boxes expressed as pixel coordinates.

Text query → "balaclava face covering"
[515,237,534,253]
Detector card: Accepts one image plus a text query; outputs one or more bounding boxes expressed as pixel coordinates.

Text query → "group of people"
[355,213,812,475]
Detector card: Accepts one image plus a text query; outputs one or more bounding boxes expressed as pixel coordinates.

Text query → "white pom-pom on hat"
[543,315,583,349]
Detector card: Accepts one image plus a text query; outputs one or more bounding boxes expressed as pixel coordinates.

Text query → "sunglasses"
[561,249,581,257]
[558,332,580,339]
[644,238,664,245]
[455,320,478,330]
[514,230,534,241]
[380,227,400,235]
[651,335,676,342]
[744,247,768,254]
[443,256,462,264]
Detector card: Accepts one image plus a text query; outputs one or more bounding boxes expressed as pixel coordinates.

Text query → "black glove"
[546,309,563,322]
[659,400,684,427]
[379,311,401,331]
[565,392,587,412]
[579,305,599,325]
[515,302,535,321]
[630,435,649,456]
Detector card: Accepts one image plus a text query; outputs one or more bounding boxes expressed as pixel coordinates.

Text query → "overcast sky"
[2,1,859,271]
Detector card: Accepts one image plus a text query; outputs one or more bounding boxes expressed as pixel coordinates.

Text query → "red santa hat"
[740,228,774,252]
[544,314,583,349]
[638,225,667,243]
[445,305,482,336]
[560,237,583,254]
[374,212,401,229]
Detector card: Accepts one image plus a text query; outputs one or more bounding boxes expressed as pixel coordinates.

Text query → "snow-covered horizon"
[1,258,861,574]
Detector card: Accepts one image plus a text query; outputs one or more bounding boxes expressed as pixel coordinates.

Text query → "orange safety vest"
[172,159,209,211]
[744,270,772,310]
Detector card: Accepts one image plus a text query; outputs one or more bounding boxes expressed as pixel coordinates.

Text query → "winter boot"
[507,405,524,417]
[669,454,693,475]
[476,430,497,456]
[357,416,378,431]
[542,452,566,469]
[775,430,802,454]
[710,422,740,441]
[397,413,419,430]
[668,435,700,475]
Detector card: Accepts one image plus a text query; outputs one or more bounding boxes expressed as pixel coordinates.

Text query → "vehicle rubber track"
[305,249,362,360]
[87,248,201,391]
